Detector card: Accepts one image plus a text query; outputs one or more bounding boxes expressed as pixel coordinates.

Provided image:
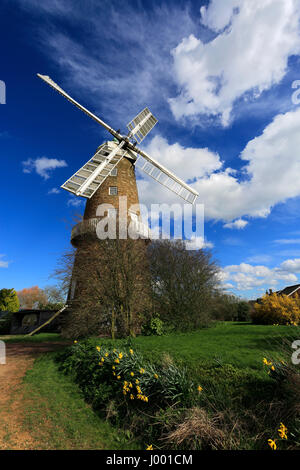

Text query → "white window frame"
[109,186,118,195]
[110,168,118,176]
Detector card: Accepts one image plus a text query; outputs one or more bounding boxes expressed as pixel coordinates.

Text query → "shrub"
[252,293,300,325]
[0,288,19,312]
[141,315,165,336]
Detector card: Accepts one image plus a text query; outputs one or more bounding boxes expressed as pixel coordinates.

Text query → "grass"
[22,353,140,450]
[88,322,300,373]
[0,333,67,343]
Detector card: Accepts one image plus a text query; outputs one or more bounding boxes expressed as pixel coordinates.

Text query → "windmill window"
[109,186,118,195]
[110,168,118,176]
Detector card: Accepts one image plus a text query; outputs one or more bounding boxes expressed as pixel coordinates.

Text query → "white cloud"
[48,187,60,194]
[67,197,84,207]
[274,239,300,245]
[169,0,300,125]
[185,236,214,250]
[22,157,67,180]
[223,219,248,229]
[0,255,9,268]
[193,107,300,221]
[279,258,300,273]
[221,261,298,292]
[138,106,300,223]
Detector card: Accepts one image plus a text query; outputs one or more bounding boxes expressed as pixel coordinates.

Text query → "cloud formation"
[0,255,9,268]
[22,157,67,179]
[169,0,300,125]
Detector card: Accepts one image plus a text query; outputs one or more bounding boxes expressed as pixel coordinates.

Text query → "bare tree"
[148,240,219,331]
[54,238,151,339]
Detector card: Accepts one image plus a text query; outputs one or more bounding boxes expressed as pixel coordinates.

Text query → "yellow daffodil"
[268,439,277,450]
[130,349,134,355]
[101,357,105,362]
[74,340,77,344]
[115,359,120,364]
[117,375,121,380]
[154,373,158,379]
[271,366,275,371]
[112,365,116,370]
[135,379,139,384]
[130,394,134,400]
[96,346,101,352]
[105,352,109,357]
[130,371,134,377]
[119,352,123,359]
[146,445,153,450]
[197,385,203,392]
[140,368,145,374]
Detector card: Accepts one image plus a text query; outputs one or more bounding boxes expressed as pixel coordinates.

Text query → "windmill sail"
[127,108,158,144]
[62,141,126,198]
[127,148,198,204]
[37,74,121,140]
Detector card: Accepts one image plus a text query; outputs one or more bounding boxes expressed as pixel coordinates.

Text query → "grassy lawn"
[91,322,300,373]
[22,353,140,450]
[0,333,67,343]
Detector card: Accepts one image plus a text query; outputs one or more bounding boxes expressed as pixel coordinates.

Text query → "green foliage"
[141,315,166,336]
[210,293,250,322]
[0,288,19,312]
[38,302,64,311]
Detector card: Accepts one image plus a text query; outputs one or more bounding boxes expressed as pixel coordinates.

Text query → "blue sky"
[1,0,300,299]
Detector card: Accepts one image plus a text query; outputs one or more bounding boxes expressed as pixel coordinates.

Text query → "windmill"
[37,74,198,305]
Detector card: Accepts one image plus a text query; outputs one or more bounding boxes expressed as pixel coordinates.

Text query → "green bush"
[141,316,165,336]
[0,288,19,312]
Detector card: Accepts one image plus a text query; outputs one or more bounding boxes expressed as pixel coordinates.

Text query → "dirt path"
[0,342,67,450]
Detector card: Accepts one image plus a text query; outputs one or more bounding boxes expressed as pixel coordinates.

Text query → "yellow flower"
[197,385,203,392]
[268,439,277,450]
[113,372,116,376]
[105,352,109,357]
[263,358,268,365]
[278,423,288,439]
[101,357,105,362]
[154,373,158,379]
[117,375,121,380]
[130,394,134,400]
[271,366,275,371]
[119,352,123,359]
[115,359,120,364]
[135,379,139,384]
[130,371,134,377]
[113,348,116,353]
[146,444,153,450]
[96,346,101,352]
[123,390,127,395]
[129,382,133,388]
[124,381,128,386]
[130,349,134,355]
[74,340,78,344]
[140,368,145,374]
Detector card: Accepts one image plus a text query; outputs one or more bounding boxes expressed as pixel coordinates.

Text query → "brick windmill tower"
[37,75,198,306]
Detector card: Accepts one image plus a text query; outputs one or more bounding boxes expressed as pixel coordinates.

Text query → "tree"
[148,240,219,331]
[0,288,19,312]
[55,238,151,339]
[17,286,47,310]
[38,285,66,310]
